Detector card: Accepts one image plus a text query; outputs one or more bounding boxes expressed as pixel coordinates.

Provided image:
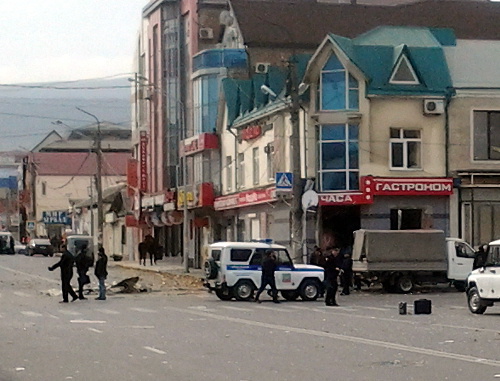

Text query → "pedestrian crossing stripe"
[276,172,293,189]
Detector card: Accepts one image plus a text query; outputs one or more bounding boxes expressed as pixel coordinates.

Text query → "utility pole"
[76,107,103,246]
[288,56,304,263]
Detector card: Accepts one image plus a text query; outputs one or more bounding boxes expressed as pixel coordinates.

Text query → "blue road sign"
[276,172,293,190]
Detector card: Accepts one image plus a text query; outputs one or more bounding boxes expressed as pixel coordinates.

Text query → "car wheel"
[396,275,414,293]
[204,258,218,280]
[234,280,255,301]
[281,290,299,301]
[215,287,233,301]
[467,287,487,314]
[299,279,320,301]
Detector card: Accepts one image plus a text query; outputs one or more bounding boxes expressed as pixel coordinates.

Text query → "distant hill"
[0,77,131,152]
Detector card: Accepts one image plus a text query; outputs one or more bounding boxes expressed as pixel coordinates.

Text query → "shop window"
[318,54,359,111]
[390,128,421,170]
[252,147,259,185]
[250,217,260,240]
[390,209,422,230]
[318,124,359,191]
[473,111,500,160]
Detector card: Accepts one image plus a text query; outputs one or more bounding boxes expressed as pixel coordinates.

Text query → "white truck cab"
[203,241,324,301]
[466,239,500,314]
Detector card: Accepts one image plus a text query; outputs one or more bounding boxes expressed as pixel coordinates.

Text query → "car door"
[480,246,500,299]
[274,249,295,290]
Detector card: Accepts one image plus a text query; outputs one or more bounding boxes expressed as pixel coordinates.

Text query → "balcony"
[193,49,247,72]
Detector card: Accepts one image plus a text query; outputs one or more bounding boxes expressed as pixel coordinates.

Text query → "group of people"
[48,244,108,303]
[311,245,353,306]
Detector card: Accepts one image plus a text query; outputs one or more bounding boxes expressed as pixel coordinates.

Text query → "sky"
[0,0,146,84]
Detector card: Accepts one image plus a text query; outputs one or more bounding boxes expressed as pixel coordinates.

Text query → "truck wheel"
[281,290,299,301]
[396,275,414,293]
[204,258,218,280]
[299,279,320,301]
[215,287,233,301]
[234,280,255,301]
[467,287,487,314]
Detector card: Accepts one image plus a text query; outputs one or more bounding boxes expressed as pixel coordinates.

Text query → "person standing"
[473,244,488,270]
[94,247,108,301]
[48,244,78,303]
[310,246,323,266]
[254,250,280,304]
[340,252,353,296]
[324,246,342,306]
[75,244,91,300]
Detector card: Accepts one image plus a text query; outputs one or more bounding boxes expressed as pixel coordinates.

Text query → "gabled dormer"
[389,47,420,85]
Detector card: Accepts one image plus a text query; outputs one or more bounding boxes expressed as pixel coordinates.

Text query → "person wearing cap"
[254,250,280,304]
[324,246,342,306]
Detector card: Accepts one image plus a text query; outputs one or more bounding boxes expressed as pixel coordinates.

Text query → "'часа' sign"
[370,177,453,196]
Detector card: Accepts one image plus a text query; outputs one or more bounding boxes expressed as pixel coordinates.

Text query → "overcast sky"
[0,1,146,84]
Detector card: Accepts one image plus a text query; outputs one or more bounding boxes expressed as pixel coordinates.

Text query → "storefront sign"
[42,211,70,225]
[126,159,138,196]
[240,125,262,141]
[214,187,276,211]
[139,131,148,192]
[177,183,214,209]
[180,133,218,156]
[367,177,453,196]
[318,192,373,206]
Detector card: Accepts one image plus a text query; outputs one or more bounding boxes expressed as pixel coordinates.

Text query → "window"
[226,156,232,191]
[455,242,475,259]
[318,124,359,191]
[266,143,274,181]
[230,249,252,262]
[389,54,419,85]
[390,209,422,230]
[390,128,421,169]
[473,111,500,160]
[42,181,46,196]
[193,74,219,135]
[211,249,221,261]
[237,153,245,189]
[319,54,359,111]
[252,147,259,185]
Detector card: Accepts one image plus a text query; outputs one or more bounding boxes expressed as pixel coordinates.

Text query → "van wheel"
[281,290,299,301]
[467,287,487,314]
[396,275,414,293]
[234,280,255,301]
[204,258,218,280]
[215,287,233,301]
[299,279,320,301]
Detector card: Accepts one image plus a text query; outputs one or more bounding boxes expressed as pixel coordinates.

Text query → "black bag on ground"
[414,299,432,314]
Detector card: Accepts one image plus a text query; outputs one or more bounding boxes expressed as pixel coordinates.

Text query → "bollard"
[399,302,407,315]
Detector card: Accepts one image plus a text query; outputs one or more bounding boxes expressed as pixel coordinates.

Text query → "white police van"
[466,238,500,314]
[203,240,324,301]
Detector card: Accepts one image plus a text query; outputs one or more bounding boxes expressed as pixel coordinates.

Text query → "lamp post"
[75,108,103,246]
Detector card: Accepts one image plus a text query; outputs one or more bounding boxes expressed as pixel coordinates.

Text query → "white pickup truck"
[203,241,324,301]
[352,229,475,293]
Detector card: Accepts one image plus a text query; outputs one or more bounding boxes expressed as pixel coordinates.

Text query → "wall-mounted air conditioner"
[199,28,214,40]
[255,62,271,74]
[423,99,444,115]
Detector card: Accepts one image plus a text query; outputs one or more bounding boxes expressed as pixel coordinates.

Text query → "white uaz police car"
[203,241,324,301]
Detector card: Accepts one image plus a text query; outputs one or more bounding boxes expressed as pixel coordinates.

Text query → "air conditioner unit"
[423,99,444,115]
[199,28,214,40]
[255,62,271,74]
[263,143,274,154]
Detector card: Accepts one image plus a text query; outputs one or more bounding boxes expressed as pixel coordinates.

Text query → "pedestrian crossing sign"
[276,172,293,190]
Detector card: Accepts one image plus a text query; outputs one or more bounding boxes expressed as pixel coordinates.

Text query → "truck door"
[448,241,475,281]
[274,249,294,290]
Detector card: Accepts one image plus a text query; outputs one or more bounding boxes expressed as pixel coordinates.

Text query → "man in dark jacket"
[254,250,280,303]
[75,244,91,300]
[48,244,78,303]
[340,252,353,296]
[94,247,108,300]
[324,246,342,306]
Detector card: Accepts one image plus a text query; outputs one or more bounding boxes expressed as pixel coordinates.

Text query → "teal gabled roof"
[327,26,454,96]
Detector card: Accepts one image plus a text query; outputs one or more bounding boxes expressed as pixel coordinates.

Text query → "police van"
[203,240,324,301]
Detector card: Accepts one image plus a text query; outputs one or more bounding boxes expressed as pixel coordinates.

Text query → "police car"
[466,238,500,314]
[203,240,324,301]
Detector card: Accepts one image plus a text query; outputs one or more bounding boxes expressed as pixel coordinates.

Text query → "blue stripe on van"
[226,265,323,272]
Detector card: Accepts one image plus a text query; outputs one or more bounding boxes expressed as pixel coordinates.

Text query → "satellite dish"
[301,190,319,211]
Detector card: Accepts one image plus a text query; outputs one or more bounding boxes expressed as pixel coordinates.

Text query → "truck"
[351,229,475,293]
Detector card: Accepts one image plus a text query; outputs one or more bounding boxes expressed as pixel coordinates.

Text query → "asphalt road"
[1,254,499,381]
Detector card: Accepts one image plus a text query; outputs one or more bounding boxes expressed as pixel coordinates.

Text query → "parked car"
[466,238,500,314]
[0,232,15,255]
[14,240,27,255]
[26,238,54,257]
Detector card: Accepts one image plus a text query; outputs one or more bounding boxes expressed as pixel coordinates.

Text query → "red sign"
[367,177,453,196]
[318,192,373,206]
[214,187,276,210]
[180,133,218,156]
[240,125,262,141]
[139,131,148,192]
[125,214,138,227]
[126,159,138,196]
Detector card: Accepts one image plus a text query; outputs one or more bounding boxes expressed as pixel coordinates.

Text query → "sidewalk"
[111,255,204,279]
